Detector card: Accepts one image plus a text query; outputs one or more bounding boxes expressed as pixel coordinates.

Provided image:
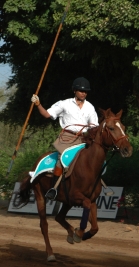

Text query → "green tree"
[0,0,139,130]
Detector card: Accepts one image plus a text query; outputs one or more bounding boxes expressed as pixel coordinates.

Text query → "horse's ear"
[98,108,105,123]
[116,109,123,119]
[99,108,104,114]
[98,108,112,122]
[105,108,112,117]
[98,108,110,116]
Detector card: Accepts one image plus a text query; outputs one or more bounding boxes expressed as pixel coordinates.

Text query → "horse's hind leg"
[33,183,56,262]
[82,202,98,240]
[55,203,75,244]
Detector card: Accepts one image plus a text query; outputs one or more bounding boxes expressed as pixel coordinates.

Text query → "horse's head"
[98,108,133,157]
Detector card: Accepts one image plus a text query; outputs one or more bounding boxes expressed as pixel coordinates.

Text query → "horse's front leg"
[70,194,92,243]
[74,201,98,242]
[55,203,75,244]
[33,184,56,262]
[82,201,98,240]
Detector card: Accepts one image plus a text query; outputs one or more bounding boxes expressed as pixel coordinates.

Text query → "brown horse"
[14,108,133,262]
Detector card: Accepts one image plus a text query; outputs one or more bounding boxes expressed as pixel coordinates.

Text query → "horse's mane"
[82,127,98,145]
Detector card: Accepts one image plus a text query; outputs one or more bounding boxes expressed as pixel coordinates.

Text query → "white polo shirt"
[47,98,99,132]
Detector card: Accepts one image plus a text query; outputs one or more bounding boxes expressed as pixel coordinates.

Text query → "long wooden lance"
[6,1,71,178]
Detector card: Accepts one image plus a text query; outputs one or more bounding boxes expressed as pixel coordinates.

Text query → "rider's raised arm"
[38,104,51,118]
[47,100,64,120]
[31,94,51,118]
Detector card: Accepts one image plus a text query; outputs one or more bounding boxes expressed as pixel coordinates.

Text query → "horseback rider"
[31,77,99,199]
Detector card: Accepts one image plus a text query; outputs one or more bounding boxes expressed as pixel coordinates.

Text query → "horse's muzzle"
[120,145,133,158]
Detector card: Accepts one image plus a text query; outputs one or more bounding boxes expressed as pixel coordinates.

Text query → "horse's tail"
[13,173,31,209]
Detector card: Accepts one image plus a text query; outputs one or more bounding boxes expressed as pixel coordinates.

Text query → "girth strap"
[62,175,69,202]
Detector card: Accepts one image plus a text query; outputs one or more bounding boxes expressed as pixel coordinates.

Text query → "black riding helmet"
[72,77,91,91]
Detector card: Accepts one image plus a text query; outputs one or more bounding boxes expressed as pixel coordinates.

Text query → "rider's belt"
[64,129,78,135]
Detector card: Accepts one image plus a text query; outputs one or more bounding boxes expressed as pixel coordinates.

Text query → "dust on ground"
[0,201,139,267]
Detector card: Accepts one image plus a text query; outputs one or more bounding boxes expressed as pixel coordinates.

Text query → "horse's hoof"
[73,229,82,243]
[67,235,74,244]
[82,231,93,241]
[47,254,56,262]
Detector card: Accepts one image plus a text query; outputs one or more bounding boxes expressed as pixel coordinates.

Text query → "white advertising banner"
[59,186,123,219]
[8,182,123,219]
[8,182,56,214]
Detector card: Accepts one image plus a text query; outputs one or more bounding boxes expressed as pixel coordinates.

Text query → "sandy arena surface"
[0,201,139,267]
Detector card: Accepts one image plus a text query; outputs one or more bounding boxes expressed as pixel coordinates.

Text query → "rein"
[61,117,129,200]
[60,123,97,141]
[88,116,128,198]
[88,118,128,151]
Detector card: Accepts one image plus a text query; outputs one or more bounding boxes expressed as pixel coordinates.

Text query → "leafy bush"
[103,137,139,207]
[0,123,60,199]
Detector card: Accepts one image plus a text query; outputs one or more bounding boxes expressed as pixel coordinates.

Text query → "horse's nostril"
[120,146,133,157]
[124,147,128,153]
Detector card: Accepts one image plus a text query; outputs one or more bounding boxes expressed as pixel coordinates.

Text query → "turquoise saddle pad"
[61,143,86,168]
[29,143,107,183]
[30,143,86,182]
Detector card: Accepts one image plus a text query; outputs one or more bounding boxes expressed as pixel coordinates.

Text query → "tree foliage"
[0,1,139,131]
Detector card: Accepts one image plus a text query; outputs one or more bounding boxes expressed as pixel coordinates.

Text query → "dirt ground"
[0,202,139,267]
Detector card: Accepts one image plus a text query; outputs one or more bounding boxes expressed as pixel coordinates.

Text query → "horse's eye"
[109,127,114,131]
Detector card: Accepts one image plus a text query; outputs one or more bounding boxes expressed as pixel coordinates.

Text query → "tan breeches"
[53,131,83,170]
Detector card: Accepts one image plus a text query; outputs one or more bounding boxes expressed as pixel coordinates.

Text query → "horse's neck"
[88,132,107,164]
[94,121,112,151]
[84,143,106,180]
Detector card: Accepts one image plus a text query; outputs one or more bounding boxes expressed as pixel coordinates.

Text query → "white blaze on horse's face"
[115,122,125,136]
[102,122,106,129]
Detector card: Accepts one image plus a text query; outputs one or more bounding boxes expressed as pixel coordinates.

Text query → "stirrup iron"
[45,188,57,200]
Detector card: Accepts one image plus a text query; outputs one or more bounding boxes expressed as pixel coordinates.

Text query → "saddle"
[29,142,107,183]
[29,143,86,183]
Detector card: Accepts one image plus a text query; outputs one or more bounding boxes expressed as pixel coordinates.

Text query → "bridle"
[60,118,128,151]
[88,117,129,198]
[102,117,129,149]
[89,117,129,151]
